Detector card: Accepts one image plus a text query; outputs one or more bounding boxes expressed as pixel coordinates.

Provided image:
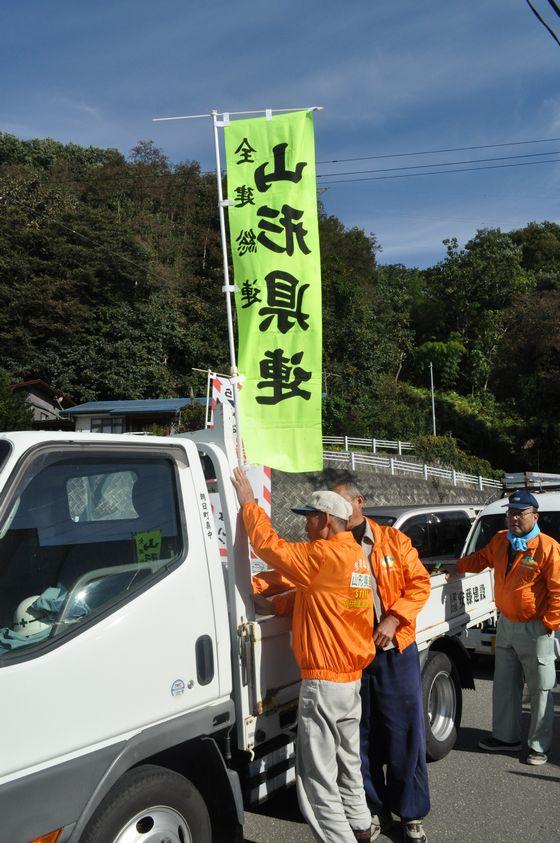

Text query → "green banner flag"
[224,110,323,472]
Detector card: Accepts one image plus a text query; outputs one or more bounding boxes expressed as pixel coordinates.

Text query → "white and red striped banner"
[208,373,272,573]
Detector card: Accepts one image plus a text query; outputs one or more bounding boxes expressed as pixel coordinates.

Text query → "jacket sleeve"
[252,569,297,596]
[272,591,296,617]
[542,542,560,632]
[456,535,498,574]
[387,533,431,625]
[242,502,320,590]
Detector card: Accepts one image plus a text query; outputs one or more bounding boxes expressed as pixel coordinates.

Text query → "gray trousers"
[493,615,556,753]
[296,678,371,843]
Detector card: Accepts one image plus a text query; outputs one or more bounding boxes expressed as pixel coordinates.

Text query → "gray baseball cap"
[292,490,353,520]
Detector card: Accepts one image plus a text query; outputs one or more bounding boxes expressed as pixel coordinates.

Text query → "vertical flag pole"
[211,109,244,464]
[204,369,213,428]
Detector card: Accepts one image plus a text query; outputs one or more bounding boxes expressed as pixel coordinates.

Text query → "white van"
[460,473,560,659]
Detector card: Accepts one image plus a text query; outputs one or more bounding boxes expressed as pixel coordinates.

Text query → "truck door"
[192,439,301,758]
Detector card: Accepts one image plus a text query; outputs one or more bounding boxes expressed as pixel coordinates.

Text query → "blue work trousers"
[360,642,430,822]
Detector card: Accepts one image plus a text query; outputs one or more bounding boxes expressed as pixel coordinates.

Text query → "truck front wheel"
[80,764,211,843]
[422,650,462,761]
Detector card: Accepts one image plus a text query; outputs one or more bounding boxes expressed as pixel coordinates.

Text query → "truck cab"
[0,403,304,843]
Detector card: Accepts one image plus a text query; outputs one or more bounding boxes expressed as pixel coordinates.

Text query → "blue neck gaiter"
[507,523,540,552]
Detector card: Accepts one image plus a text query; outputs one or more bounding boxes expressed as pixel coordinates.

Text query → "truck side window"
[400,511,471,567]
[430,512,472,558]
[0,451,184,659]
[401,515,431,558]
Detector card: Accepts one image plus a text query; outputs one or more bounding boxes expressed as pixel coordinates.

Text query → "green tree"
[0,370,34,431]
[493,289,560,471]
[408,337,466,391]
[420,229,532,393]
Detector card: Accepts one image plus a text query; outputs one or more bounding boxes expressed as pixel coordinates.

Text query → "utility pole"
[429,361,437,436]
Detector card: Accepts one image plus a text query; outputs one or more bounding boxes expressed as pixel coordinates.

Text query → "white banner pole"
[205,369,213,428]
[211,109,244,464]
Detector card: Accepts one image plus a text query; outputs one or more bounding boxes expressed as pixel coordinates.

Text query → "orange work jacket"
[243,502,374,682]
[253,516,431,653]
[365,518,431,651]
[457,530,560,631]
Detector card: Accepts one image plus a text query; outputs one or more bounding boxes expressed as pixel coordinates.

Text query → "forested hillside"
[1,133,559,470]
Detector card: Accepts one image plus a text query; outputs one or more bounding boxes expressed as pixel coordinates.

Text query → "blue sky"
[2,0,559,267]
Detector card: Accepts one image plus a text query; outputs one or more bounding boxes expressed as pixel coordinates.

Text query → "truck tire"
[422,650,462,762]
[80,763,211,843]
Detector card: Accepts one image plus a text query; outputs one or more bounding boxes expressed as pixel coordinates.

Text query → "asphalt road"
[243,658,560,843]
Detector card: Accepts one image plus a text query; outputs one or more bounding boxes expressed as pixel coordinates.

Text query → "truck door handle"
[195,635,214,686]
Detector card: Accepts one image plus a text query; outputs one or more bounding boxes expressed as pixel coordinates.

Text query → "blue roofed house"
[64,398,207,435]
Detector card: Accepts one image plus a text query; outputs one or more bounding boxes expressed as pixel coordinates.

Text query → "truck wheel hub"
[114,805,191,843]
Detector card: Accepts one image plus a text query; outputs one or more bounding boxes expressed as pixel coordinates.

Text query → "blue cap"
[504,489,539,510]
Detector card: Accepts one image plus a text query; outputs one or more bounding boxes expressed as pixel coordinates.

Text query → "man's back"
[243,501,374,681]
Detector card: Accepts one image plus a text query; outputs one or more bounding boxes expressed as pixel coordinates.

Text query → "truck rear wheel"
[80,763,211,843]
[422,650,462,761]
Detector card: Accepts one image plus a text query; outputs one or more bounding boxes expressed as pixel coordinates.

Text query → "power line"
[526,0,560,46]
[317,149,560,178]
[546,0,560,17]
[5,136,560,181]
[317,135,560,165]
[319,157,560,187]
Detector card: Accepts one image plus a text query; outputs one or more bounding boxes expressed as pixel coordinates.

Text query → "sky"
[1,0,559,267]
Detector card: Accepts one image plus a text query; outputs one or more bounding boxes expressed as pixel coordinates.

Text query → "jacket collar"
[366,516,383,546]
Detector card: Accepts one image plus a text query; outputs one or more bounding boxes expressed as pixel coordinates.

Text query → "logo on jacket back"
[350,572,371,589]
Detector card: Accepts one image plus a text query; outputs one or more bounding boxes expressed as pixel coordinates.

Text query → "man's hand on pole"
[232,466,256,507]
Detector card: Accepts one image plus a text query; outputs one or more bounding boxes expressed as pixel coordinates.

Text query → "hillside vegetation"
[1,133,559,471]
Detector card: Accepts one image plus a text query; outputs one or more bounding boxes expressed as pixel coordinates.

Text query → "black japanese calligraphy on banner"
[224,111,322,471]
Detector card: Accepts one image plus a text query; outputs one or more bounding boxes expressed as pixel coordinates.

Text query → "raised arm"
[232,468,320,589]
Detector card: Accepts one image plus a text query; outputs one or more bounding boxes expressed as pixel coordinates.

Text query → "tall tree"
[0,370,34,431]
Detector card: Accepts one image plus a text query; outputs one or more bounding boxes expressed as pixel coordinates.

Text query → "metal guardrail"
[323,449,502,490]
[322,435,413,455]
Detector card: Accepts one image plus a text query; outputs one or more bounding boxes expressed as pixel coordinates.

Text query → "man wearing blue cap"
[457,489,560,765]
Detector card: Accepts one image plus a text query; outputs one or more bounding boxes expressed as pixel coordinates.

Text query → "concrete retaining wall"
[271,462,500,541]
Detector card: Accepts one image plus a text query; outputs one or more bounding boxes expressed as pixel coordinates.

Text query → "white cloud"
[55,97,103,123]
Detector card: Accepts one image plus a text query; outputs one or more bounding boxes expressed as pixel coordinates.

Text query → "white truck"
[0,407,496,843]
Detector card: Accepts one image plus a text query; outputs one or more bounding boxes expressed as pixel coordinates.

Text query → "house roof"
[65,398,206,416]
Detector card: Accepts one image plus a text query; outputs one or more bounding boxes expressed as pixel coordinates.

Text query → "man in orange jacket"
[457,488,560,765]
[332,482,431,843]
[232,468,375,843]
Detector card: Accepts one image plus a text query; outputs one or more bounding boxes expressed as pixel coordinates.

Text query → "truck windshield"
[464,514,506,554]
[464,510,560,555]
[0,449,183,661]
